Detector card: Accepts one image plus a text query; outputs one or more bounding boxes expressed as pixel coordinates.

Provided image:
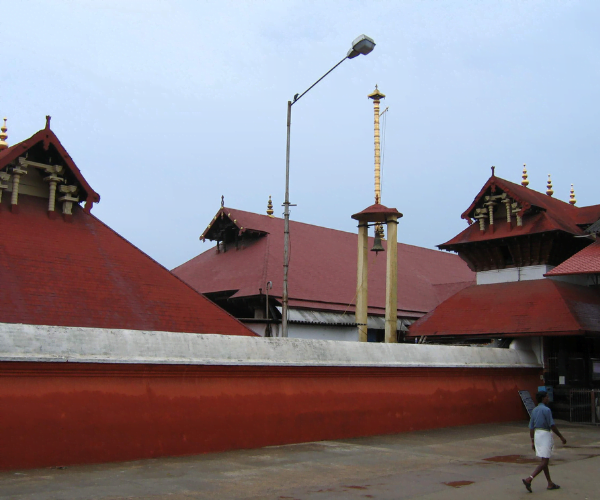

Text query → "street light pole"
[282,99,292,338]
[281,35,376,338]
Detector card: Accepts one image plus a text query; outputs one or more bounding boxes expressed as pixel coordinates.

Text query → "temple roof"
[0,124,100,211]
[440,175,600,248]
[173,207,475,318]
[351,203,403,223]
[545,240,600,276]
[407,279,600,338]
[0,194,255,335]
[0,125,255,337]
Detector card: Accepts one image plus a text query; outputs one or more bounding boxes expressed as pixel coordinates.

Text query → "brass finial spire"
[546,174,554,197]
[368,85,386,206]
[521,164,529,187]
[267,195,274,217]
[569,184,577,205]
[368,85,386,238]
[0,118,8,151]
[221,195,224,208]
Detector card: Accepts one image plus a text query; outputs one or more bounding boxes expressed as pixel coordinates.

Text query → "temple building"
[0,118,255,337]
[172,200,475,341]
[408,166,600,417]
[173,86,475,342]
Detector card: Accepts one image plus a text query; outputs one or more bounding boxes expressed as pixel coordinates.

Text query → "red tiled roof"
[440,176,600,247]
[0,196,255,335]
[572,205,600,226]
[545,240,600,276]
[351,203,403,222]
[461,176,576,221]
[407,280,600,338]
[0,126,100,211]
[173,208,475,318]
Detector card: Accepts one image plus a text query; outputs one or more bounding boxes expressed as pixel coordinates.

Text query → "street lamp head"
[347,34,376,59]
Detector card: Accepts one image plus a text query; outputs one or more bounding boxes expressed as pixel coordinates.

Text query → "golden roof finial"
[267,195,274,217]
[546,174,554,197]
[368,85,386,101]
[0,118,8,151]
[521,163,529,187]
[569,184,576,205]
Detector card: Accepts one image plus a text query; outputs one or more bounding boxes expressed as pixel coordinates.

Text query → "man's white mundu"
[534,429,554,458]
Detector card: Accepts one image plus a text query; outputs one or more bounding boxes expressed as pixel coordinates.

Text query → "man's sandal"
[522,479,532,493]
[547,484,561,490]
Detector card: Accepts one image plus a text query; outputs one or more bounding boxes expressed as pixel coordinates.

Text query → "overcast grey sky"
[3,1,599,269]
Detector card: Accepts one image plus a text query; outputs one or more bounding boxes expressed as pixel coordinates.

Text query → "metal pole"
[282,100,292,337]
[281,53,359,338]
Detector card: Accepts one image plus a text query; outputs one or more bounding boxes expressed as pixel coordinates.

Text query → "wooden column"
[356,222,369,342]
[385,215,398,343]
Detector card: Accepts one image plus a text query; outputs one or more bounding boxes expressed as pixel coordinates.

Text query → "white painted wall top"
[0,323,540,369]
[477,265,554,285]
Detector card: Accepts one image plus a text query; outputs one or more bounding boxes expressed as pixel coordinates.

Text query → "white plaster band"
[0,323,541,369]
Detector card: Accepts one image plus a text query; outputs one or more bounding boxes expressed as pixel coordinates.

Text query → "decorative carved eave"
[200,207,268,247]
[461,176,532,224]
[441,174,589,251]
[0,124,100,212]
[441,231,590,272]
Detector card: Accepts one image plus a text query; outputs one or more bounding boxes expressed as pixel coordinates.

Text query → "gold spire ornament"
[267,195,274,217]
[546,174,554,197]
[569,184,577,205]
[368,85,386,238]
[521,164,529,187]
[0,118,8,151]
[368,85,385,205]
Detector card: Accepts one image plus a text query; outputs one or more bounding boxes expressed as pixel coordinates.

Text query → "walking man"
[522,391,567,492]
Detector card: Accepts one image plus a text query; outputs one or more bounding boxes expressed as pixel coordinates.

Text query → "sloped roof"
[545,240,600,276]
[440,175,600,248]
[0,195,255,335]
[173,207,475,318]
[573,205,600,226]
[0,126,255,337]
[0,124,100,211]
[407,280,600,338]
[461,175,577,221]
[351,203,403,222]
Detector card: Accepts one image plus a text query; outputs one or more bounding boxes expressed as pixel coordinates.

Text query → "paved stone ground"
[1,421,599,499]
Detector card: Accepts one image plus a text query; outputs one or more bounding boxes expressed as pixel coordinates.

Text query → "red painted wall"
[0,362,540,471]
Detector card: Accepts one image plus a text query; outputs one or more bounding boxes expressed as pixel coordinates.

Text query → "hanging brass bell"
[371,235,384,254]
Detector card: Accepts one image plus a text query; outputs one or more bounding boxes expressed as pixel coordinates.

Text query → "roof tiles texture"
[545,240,600,276]
[173,208,475,317]
[407,279,600,338]
[0,195,255,336]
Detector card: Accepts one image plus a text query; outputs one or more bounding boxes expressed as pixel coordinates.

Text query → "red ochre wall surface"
[0,362,540,471]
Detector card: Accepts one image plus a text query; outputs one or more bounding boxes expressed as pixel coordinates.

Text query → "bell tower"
[353,87,402,343]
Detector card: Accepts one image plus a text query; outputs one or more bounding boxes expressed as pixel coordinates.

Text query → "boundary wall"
[0,323,541,470]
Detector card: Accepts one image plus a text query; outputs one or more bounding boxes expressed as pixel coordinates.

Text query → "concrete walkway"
[1,421,599,499]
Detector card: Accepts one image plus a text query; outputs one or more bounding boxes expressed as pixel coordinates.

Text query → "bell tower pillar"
[385,215,399,343]
[356,222,369,342]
